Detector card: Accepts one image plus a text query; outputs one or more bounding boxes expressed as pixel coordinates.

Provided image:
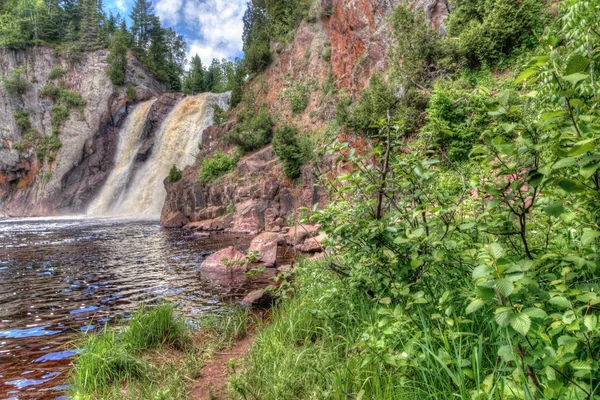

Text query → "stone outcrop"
[248,232,280,267]
[0,48,165,216]
[201,246,247,273]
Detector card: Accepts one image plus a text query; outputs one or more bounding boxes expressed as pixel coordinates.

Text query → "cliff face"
[0,47,164,216]
[161,0,450,231]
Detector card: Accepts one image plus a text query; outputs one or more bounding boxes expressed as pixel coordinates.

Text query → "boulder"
[201,246,246,272]
[300,232,327,253]
[240,288,274,308]
[248,232,279,267]
[286,224,319,245]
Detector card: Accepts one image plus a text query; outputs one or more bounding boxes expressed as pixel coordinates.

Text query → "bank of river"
[0,217,263,399]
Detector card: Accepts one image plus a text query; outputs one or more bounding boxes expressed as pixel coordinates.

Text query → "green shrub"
[48,66,67,80]
[2,67,31,97]
[223,106,273,153]
[272,124,312,179]
[197,151,239,184]
[51,104,70,128]
[126,84,137,101]
[40,84,86,130]
[40,83,61,99]
[213,104,227,125]
[13,110,31,131]
[447,0,546,66]
[286,83,310,114]
[347,74,398,136]
[321,45,331,61]
[36,133,62,161]
[167,165,182,184]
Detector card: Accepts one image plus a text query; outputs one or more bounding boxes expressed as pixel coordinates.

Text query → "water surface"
[0,217,263,399]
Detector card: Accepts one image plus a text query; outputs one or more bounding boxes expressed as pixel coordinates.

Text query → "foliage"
[346,74,399,136]
[36,133,62,161]
[272,125,312,179]
[167,165,182,184]
[107,29,128,86]
[40,83,86,131]
[125,84,136,101]
[223,106,273,153]
[2,67,31,98]
[183,56,246,98]
[213,104,227,125]
[421,80,502,162]
[13,110,31,131]
[48,66,67,80]
[197,151,239,184]
[447,0,546,67]
[286,83,310,114]
[242,0,310,74]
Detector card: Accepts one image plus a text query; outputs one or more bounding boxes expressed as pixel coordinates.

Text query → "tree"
[107,29,128,85]
[183,55,206,94]
[80,0,103,50]
[130,0,153,54]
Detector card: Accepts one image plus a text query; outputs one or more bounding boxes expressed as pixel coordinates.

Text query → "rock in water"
[248,232,279,267]
[201,246,247,272]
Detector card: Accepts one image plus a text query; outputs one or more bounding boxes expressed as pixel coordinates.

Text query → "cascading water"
[87,99,155,215]
[106,92,230,218]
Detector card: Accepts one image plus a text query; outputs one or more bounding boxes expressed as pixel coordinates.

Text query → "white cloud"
[114,0,127,14]
[155,0,184,25]
[171,0,246,66]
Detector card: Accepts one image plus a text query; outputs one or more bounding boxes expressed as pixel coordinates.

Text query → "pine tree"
[107,29,128,85]
[130,0,153,54]
[184,55,206,94]
[80,0,102,50]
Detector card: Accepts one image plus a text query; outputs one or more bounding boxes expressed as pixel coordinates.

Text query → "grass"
[69,303,251,399]
[230,258,508,400]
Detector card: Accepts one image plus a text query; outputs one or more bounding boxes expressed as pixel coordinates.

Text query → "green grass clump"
[48,66,67,80]
[70,303,190,397]
[197,151,239,184]
[13,110,31,131]
[2,67,31,98]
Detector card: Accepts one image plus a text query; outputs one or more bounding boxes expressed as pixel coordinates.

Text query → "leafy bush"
[13,110,31,131]
[213,104,227,125]
[126,84,137,101]
[223,106,273,153]
[286,83,310,114]
[167,165,182,184]
[197,151,239,184]
[347,74,398,136]
[447,0,546,66]
[272,125,312,179]
[36,133,62,161]
[2,67,31,98]
[48,66,67,80]
[421,81,499,162]
[40,84,86,130]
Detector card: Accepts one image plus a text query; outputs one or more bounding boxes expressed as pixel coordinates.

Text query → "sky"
[104,0,247,66]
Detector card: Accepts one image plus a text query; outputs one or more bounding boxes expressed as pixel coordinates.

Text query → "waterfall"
[87,99,155,215]
[110,92,231,218]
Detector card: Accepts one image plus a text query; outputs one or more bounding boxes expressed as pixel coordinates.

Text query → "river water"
[0,217,266,399]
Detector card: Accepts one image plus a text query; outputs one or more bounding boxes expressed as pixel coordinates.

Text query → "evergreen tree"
[205,58,223,92]
[80,0,103,50]
[183,54,206,94]
[107,28,128,85]
[130,0,152,53]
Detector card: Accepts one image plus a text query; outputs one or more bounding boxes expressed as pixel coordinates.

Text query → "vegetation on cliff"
[232,1,600,399]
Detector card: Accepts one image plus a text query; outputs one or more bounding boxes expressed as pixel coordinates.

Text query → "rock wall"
[161,0,450,232]
[0,48,165,216]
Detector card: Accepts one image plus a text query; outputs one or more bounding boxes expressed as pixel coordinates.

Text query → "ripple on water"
[0,217,269,399]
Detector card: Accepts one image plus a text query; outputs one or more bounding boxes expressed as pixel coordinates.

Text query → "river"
[0,217,263,399]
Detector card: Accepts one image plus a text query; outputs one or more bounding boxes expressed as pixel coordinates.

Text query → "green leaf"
[549,296,571,309]
[580,163,600,179]
[558,179,584,193]
[379,297,392,305]
[552,157,576,170]
[544,203,565,217]
[523,307,547,319]
[581,229,600,246]
[510,313,531,336]
[496,279,514,297]
[489,243,504,259]
[565,54,590,75]
[472,265,493,279]
[466,299,485,315]
[567,139,595,156]
[563,72,589,85]
[515,68,539,84]
[495,308,512,327]
[583,315,597,331]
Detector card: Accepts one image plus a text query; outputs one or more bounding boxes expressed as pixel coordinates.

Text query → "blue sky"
[104,0,247,66]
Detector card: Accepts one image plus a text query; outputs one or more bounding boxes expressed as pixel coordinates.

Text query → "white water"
[106,92,231,218]
[87,100,155,215]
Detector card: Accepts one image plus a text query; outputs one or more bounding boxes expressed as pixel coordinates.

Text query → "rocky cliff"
[161,0,450,232]
[0,47,165,216]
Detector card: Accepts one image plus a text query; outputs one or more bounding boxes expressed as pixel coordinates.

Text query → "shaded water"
[0,217,267,399]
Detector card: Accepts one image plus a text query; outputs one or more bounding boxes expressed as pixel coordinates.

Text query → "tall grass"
[231,258,509,400]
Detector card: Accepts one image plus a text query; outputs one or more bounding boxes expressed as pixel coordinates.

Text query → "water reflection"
[0,217,263,399]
